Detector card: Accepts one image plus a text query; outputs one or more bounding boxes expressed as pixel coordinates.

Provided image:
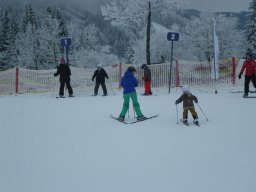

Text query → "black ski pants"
[59,80,73,96]
[94,81,107,95]
[244,75,256,94]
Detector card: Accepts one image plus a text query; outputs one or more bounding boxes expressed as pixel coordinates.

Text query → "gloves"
[175,100,178,105]
[54,73,57,77]
[195,99,198,103]
[238,73,241,79]
[91,78,94,81]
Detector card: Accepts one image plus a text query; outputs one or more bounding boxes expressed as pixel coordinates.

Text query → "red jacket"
[239,59,256,76]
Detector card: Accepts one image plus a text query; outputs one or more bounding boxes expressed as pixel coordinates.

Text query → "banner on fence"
[211,15,219,80]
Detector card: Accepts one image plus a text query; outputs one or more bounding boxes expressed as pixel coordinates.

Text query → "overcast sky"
[0,0,251,13]
[187,0,250,12]
[75,0,251,12]
[69,0,251,13]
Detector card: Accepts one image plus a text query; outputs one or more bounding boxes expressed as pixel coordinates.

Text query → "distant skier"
[117,66,146,122]
[92,64,109,96]
[141,64,152,95]
[54,56,73,97]
[238,49,256,98]
[175,85,199,125]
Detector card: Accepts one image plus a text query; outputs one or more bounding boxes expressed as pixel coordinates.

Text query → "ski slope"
[0,86,256,192]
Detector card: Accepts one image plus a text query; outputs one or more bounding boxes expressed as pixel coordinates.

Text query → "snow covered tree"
[216,14,245,59]
[21,4,37,32]
[183,12,213,62]
[101,0,185,65]
[39,7,64,68]
[0,8,11,69]
[5,18,19,69]
[0,8,19,69]
[15,24,40,69]
[182,12,243,62]
[67,22,119,67]
[246,0,256,53]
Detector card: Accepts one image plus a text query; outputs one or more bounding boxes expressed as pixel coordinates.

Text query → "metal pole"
[168,41,174,93]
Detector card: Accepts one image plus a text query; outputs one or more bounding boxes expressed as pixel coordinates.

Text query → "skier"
[175,85,199,125]
[54,56,73,97]
[91,64,109,96]
[238,50,256,98]
[117,66,146,122]
[141,64,152,95]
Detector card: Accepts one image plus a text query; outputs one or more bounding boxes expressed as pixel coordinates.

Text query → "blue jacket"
[121,71,138,94]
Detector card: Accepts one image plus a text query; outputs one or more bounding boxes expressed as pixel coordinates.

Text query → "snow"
[0,86,256,192]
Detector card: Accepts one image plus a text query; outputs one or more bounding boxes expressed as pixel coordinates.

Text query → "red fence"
[0,57,242,95]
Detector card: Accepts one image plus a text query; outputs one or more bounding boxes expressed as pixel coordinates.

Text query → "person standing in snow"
[175,85,199,125]
[54,56,73,97]
[117,66,146,122]
[141,64,152,95]
[238,50,256,98]
[91,64,109,96]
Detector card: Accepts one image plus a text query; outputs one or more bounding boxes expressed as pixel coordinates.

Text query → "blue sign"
[60,38,72,47]
[167,32,179,41]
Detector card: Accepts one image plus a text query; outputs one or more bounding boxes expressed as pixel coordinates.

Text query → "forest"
[0,0,249,70]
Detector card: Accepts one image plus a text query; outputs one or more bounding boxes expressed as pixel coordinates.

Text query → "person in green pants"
[117,66,146,122]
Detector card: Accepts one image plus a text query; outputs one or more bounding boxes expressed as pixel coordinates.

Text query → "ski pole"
[196,103,209,121]
[175,104,179,124]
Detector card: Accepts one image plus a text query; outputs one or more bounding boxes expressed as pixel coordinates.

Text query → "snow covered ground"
[0,86,256,192]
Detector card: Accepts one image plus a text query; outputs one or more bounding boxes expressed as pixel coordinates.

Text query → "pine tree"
[40,7,64,68]
[246,0,256,53]
[17,4,40,69]
[0,8,11,69]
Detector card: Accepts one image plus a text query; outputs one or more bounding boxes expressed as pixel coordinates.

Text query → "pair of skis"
[231,91,256,98]
[110,115,158,124]
[56,95,74,99]
[180,119,200,127]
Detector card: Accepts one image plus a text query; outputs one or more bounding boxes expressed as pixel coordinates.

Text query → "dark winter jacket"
[239,59,256,77]
[141,65,151,82]
[54,63,71,82]
[92,68,109,83]
[176,93,198,109]
[143,68,151,82]
[121,71,138,94]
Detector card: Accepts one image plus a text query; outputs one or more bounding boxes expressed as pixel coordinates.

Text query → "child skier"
[141,64,152,95]
[175,85,199,126]
[117,66,146,122]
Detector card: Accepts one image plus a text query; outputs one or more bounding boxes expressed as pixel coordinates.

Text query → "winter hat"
[97,64,102,68]
[127,66,136,72]
[141,64,147,69]
[182,85,190,93]
[60,56,65,64]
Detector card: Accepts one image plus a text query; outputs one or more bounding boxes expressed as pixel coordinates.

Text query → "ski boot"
[181,119,189,126]
[117,116,125,122]
[137,116,147,121]
[193,119,199,126]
